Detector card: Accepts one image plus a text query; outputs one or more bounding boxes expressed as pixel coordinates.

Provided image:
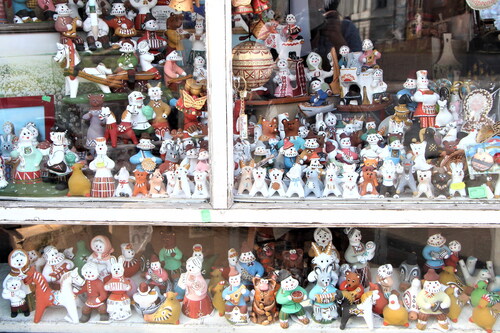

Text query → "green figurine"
[276,269,310,329]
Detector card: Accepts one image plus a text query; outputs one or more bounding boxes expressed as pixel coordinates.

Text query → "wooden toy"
[144,291,181,324]
[251,277,278,325]
[383,294,409,327]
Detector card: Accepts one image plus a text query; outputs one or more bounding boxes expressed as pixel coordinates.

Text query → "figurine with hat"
[275,269,310,329]
[416,269,451,330]
[133,282,161,314]
[129,0,157,31]
[88,137,115,197]
[222,266,251,324]
[137,13,168,63]
[177,256,213,318]
[105,0,137,42]
[129,133,162,172]
[238,242,264,288]
[281,138,298,173]
[397,70,418,112]
[115,39,138,74]
[297,131,321,166]
[413,69,439,128]
[335,133,359,165]
[146,254,171,294]
[53,0,84,51]
[164,49,187,89]
[422,233,451,273]
[309,79,329,107]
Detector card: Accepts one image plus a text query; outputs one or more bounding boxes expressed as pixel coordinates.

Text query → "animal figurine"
[211,280,226,317]
[470,294,500,333]
[342,164,360,199]
[132,282,160,315]
[23,268,79,323]
[89,137,115,198]
[177,256,213,318]
[422,233,451,272]
[192,170,209,199]
[449,162,466,197]
[399,252,421,291]
[144,291,181,324]
[82,94,106,150]
[113,166,133,197]
[282,249,305,283]
[249,166,268,197]
[304,166,323,198]
[251,277,278,325]
[343,228,376,288]
[255,243,276,274]
[378,160,398,198]
[28,249,45,272]
[322,163,342,197]
[445,286,465,323]
[410,142,433,171]
[268,168,287,197]
[383,294,409,327]
[285,163,305,198]
[403,277,421,321]
[171,163,192,198]
[416,269,451,330]
[308,265,338,323]
[338,290,380,330]
[158,230,183,280]
[396,155,418,196]
[339,270,364,303]
[416,169,434,199]
[104,256,132,320]
[275,269,309,329]
[132,169,149,197]
[149,168,167,197]
[222,267,250,324]
[67,162,91,196]
[307,246,339,284]
[471,280,490,308]
[432,167,451,199]
[459,258,492,289]
[237,159,254,195]
[369,282,388,316]
[413,70,439,128]
[2,275,30,318]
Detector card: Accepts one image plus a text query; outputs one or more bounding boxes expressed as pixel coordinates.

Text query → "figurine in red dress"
[178,256,213,318]
[77,262,109,322]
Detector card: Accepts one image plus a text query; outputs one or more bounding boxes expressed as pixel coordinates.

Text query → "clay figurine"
[305,52,333,92]
[159,230,183,281]
[132,169,149,197]
[129,0,157,30]
[129,134,162,172]
[41,245,75,286]
[144,291,181,324]
[164,50,187,88]
[222,266,250,324]
[398,252,421,291]
[76,262,109,322]
[89,137,115,197]
[120,243,140,278]
[376,264,394,298]
[444,240,461,270]
[54,0,84,51]
[449,162,466,197]
[470,294,500,333]
[125,91,155,136]
[413,70,439,128]
[137,13,167,63]
[251,277,278,325]
[273,58,296,98]
[177,256,213,318]
[422,233,451,272]
[67,162,91,196]
[309,79,328,107]
[146,254,171,293]
[87,235,114,281]
[343,228,376,288]
[82,0,110,50]
[133,282,160,315]
[105,0,137,42]
[147,82,171,140]
[238,242,264,287]
[403,277,421,321]
[10,126,43,185]
[165,10,189,56]
[337,289,379,330]
[12,0,40,22]
[104,256,132,320]
[82,94,106,150]
[276,269,309,329]
[359,39,381,70]
[383,294,409,327]
[114,166,133,197]
[188,17,206,69]
[308,265,338,323]
[2,275,30,318]
[416,269,451,330]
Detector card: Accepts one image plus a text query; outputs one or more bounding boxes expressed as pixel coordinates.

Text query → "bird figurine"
[383,294,409,327]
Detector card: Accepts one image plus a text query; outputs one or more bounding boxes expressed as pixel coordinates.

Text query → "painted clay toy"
[237,159,254,195]
[129,134,162,172]
[376,264,394,298]
[67,163,91,196]
[343,228,376,287]
[146,254,171,293]
[113,166,133,197]
[276,269,309,329]
[396,155,418,196]
[189,16,206,67]
[251,277,278,325]
[413,70,439,128]
[147,82,171,140]
[137,13,167,62]
[120,243,140,278]
[471,280,490,308]
[138,40,161,81]
[403,277,421,321]
[369,282,388,316]
[192,170,209,199]
[399,252,421,291]
[359,39,381,70]
[164,50,187,88]
[211,280,226,317]
[238,242,264,288]
[342,164,361,198]
[159,230,183,281]
[378,160,398,198]
[470,294,500,333]
[308,265,338,323]
[82,0,110,50]
[308,227,340,268]
[133,282,160,315]
[144,291,181,324]
[338,289,379,330]
[444,240,461,270]
[87,234,114,281]
[89,137,115,197]
[82,94,106,150]
[383,294,409,327]
[165,10,189,56]
[339,270,364,303]
[129,0,157,30]
[449,162,466,197]
[10,126,43,185]
[132,169,149,197]
[76,262,109,322]
[359,165,379,196]
[416,269,451,330]
[273,58,296,98]
[422,233,451,272]
[308,79,328,107]
[126,91,155,136]
[222,266,250,324]
[445,286,465,323]
[105,0,137,42]
[177,256,213,318]
[171,164,192,198]
[12,0,40,22]
[104,256,132,320]
[73,240,92,273]
[416,169,434,199]
[2,275,30,318]
[41,245,75,286]
[459,259,492,290]
[53,0,84,51]
[149,168,167,197]
[432,166,451,199]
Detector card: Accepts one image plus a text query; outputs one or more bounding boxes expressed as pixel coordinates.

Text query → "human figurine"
[37,0,56,21]
[12,0,40,22]
[159,230,183,281]
[2,275,30,318]
[284,14,302,42]
[309,79,328,106]
[87,235,114,281]
[76,262,109,322]
[308,227,340,266]
[129,0,157,30]
[222,266,250,324]
[276,269,309,329]
[137,13,167,63]
[177,256,213,318]
[444,240,461,270]
[129,134,162,172]
[164,50,187,88]
[104,256,132,321]
[416,269,451,330]
[376,264,394,298]
[105,0,137,43]
[238,242,265,288]
[138,40,161,79]
[133,282,160,314]
[396,71,418,112]
[115,39,138,74]
[41,245,75,287]
[305,52,333,92]
[146,254,171,294]
[82,0,110,50]
[89,137,115,197]
[359,39,381,71]
[82,94,106,151]
[53,0,84,51]
[343,228,376,288]
[189,18,206,68]
[10,126,43,185]
[422,233,451,273]
[192,56,208,83]
[413,70,439,128]
[273,58,296,98]
[338,45,350,68]
[125,91,155,136]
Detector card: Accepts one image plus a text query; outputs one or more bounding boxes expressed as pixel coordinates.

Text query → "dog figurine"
[192,170,209,199]
[416,169,433,198]
[249,166,268,197]
[268,168,287,197]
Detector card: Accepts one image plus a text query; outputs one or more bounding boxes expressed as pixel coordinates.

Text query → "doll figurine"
[129,0,157,30]
[422,233,451,273]
[189,18,206,69]
[89,137,115,197]
[120,243,140,278]
[87,235,114,281]
[276,269,309,329]
[2,275,30,318]
[222,266,251,324]
[309,79,328,106]
[305,52,333,92]
[12,0,40,22]
[54,0,84,51]
[238,242,264,288]
[273,58,296,98]
[137,14,167,63]
[338,45,350,68]
[413,70,439,128]
[146,254,171,293]
[10,126,43,185]
[396,71,418,112]
[165,10,189,56]
[76,262,109,322]
[284,14,302,42]
[193,56,208,83]
[82,0,110,50]
[344,228,376,288]
[308,227,340,263]
[164,50,187,88]
[82,94,106,151]
[376,264,394,298]
[444,240,461,270]
[416,269,451,330]
[359,39,381,71]
[116,39,138,75]
[251,277,278,325]
[177,256,213,318]
[159,230,183,281]
[147,82,172,140]
[41,245,75,286]
[104,256,132,320]
[129,134,162,172]
[105,0,137,43]
[308,265,338,323]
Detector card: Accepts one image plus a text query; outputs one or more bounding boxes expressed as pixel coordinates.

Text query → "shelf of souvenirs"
[0,198,499,227]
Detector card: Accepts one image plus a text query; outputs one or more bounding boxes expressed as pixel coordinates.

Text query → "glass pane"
[0,224,498,330]
[231,0,499,201]
[0,1,210,201]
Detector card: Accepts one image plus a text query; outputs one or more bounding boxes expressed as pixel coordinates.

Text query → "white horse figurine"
[53,42,112,98]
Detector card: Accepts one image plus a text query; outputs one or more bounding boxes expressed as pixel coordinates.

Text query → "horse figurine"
[53,42,112,98]
[338,289,379,330]
[23,268,79,323]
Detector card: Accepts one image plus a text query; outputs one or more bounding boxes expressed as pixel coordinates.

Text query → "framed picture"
[0,95,55,141]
